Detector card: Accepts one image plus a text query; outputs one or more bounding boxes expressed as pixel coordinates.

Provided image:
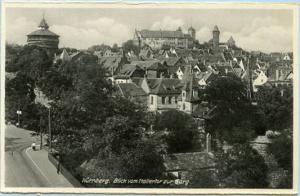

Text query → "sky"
[5,6,294,53]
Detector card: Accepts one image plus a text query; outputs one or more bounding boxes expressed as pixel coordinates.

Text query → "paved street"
[5,125,73,187]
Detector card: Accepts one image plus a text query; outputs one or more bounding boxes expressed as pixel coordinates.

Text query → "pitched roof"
[131,77,144,86]
[117,83,147,98]
[164,152,215,172]
[147,78,182,95]
[227,36,235,44]
[137,29,185,38]
[60,49,71,61]
[99,56,123,70]
[119,63,138,76]
[160,57,183,67]
[131,60,166,70]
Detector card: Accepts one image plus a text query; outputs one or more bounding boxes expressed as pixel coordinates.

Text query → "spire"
[213,25,219,32]
[38,15,49,30]
[188,26,195,31]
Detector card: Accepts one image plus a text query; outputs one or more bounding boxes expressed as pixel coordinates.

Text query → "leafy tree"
[81,115,165,185]
[216,144,269,188]
[13,45,53,81]
[5,43,24,72]
[256,85,293,130]
[154,109,198,153]
[204,74,257,144]
[87,44,111,52]
[122,40,140,55]
[111,43,119,52]
[161,43,171,51]
[268,129,293,171]
[188,169,218,188]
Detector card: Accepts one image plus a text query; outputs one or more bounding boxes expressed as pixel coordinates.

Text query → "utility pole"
[48,108,51,152]
[40,116,43,150]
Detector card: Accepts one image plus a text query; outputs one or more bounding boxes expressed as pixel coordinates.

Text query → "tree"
[256,85,293,131]
[189,170,218,188]
[81,115,165,186]
[87,44,111,52]
[268,129,293,173]
[154,109,198,153]
[122,40,140,55]
[111,43,119,52]
[13,45,53,82]
[216,144,269,188]
[204,74,257,144]
[5,43,24,72]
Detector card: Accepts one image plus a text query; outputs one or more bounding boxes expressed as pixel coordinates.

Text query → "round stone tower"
[27,17,59,53]
[212,25,220,48]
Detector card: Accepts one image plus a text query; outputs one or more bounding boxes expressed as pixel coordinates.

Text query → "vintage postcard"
[0,2,298,194]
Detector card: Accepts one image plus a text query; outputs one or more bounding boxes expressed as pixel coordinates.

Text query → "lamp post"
[39,116,43,150]
[16,110,22,127]
[48,107,52,152]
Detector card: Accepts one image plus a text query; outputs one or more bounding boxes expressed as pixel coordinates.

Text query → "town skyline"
[6,7,293,53]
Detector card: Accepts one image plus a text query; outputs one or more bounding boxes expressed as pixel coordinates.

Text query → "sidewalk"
[25,147,74,187]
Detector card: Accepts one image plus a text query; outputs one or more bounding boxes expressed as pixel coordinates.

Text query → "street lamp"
[16,110,22,127]
[48,107,52,152]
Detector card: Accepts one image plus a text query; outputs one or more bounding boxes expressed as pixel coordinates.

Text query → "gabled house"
[139,47,154,60]
[131,60,168,78]
[178,65,201,114]
[115,82,148,106]
[140,78,182,112]
[114,63,146,84]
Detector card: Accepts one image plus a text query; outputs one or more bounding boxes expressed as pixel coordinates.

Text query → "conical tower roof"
[228,36,234,42]
[39,17,49,29]
[213,25,219,32]
[188,26,195,31]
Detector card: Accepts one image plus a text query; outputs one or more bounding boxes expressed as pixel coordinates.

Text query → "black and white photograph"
[1,2,298,194]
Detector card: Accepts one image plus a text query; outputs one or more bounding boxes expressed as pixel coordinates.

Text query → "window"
[162,97,166,104]
[182,92,185,98]
[168,96,172,104]
[150,96,154,105]
[175,96,178,104]
[183,103,185,110]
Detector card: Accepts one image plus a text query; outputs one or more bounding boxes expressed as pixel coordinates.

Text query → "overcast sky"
[5,7,294,53]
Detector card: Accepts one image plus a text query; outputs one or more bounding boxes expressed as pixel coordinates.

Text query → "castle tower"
[188,26,196,40]
[212,25,220,48]
[27,16,59,53]
[227,36,235,47]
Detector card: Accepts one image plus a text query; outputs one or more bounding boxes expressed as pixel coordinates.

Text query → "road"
[5,125,73,187]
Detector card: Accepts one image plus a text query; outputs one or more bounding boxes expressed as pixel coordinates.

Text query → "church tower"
[188,26,196,40]
[27,16,59,54]
[212,25,220,48]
